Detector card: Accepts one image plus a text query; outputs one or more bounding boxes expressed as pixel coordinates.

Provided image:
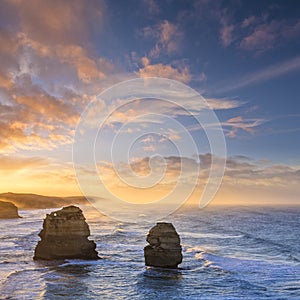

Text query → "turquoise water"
[0,206,299,299]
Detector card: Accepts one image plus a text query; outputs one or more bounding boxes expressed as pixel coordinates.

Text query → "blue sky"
[94,0,300,163]
[0,0,299,205]
[109,1,298,164]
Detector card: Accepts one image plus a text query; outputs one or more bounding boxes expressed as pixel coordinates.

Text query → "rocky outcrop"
[34,206,99,260]
[144,222,182,268]
[0,200,21,219]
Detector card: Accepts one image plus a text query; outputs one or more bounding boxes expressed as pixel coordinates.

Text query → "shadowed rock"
[0,200,21,219]
[144,222,182,268]
[34,206,99,260]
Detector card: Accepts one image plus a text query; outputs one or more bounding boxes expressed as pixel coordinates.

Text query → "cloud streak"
[223,116,265,138]
[215,55,300,93]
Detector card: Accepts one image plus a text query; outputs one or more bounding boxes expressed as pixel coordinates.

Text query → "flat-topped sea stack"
[0,200,21,219]
[34,205,99,260]
[144,222,182,268]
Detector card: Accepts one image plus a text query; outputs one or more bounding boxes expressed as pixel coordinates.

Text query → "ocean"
[0,205,299,299]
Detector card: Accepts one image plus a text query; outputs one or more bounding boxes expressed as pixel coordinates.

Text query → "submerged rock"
[0,200,21,219]
[34,205,99,260]
[144,222,182,268]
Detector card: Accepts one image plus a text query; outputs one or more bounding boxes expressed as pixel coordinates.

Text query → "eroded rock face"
[144,222,182,268]
[0,200,21,219]
[34,206,99,260]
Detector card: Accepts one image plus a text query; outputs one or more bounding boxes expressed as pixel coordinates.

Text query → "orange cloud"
[142,20,182,57]
[224,116,265,138]
[18,34,115,83]
[0,121,73,153]
[15,94,77,124]
[55,45,112,83]
[138,58,191,83]
[206,98,244,110]
[0,73,14,89]
[8,0,103,45]
[0,2,114,154]
[0,77,78,153]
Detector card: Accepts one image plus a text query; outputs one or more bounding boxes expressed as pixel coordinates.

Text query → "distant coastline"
[0,192,89,210]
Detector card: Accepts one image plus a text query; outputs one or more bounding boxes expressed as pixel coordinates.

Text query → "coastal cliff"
[0,200,21,219]
[0,192,89,209]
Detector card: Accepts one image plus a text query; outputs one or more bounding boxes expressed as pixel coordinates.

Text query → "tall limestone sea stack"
[144,222,182,268]
[34,206,99,260]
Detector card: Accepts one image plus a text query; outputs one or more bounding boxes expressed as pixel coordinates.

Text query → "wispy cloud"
[142,20,182,57]
[216,7,300,55]
[185,115,265,138]
[143,0,160,15]
[206,98,244,110]
[240,19,300,54]
[98,95,245,133]
[215,55,300,93]
[223,116,265,138]
[220,24,234,47]
[138,57,191,83]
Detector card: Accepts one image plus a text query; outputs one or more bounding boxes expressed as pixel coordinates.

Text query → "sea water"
[0,206,299,299]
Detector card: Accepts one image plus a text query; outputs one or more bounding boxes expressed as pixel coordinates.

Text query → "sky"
[0,0,299,207]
